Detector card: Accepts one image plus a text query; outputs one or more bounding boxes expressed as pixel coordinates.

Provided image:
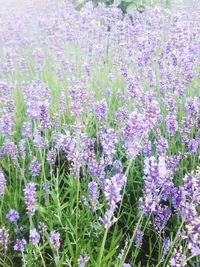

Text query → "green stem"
[161,219,185,267]
[97,227,109,267]
[75,175,80,260]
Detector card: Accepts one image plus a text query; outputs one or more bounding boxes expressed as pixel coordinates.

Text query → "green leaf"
[137,4,145,13]
[126,3,136,14]
[122,0,134,3]
[114,0,122,5]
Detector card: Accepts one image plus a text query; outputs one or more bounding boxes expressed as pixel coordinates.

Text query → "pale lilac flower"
[166,115,178,136]
[0,228,9,250]
[49,231,60,251]
[104,173,126,208]
[170,247,187,267]
[29,158,41,177]
[88,181,99,211]
[24,182,37,216]
[46,149,57,164]
[0,168,6,198]
[6,209,19,223]
[29,228,40,245]
[14,239,26,252]
[78,255,90,267]
[95,100,107,122]
[22,122,32,138]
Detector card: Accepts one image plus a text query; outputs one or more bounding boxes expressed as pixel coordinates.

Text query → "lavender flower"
[19,139,26,160]
[104,173,126,208]
[113,160,123,174]
[78,255,90,267]
[161,237,171,261]
[29,158,41,177]
[29,228,40,245]
[134,228,144,248]
[0,228,9,250]
[22,122,32,138]
[95,100,107,122]
[185,97,199,118]
[24,182,37,216]
[0,168,6,198]
[166,115,178,136]
[188,139,199,154]
[99,128,118,164]
[100,208,117,229]
[43,182,50,206]
[6,209,19,223]
[14,226,23,234]
[88,181,99,211]
[49,231,60,251]
[14,239,26,252]
[59,91,67,114]
[46,148,57,164]
[170,247,187,267]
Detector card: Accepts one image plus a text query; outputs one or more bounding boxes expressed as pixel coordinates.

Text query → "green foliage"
[82,0,170,14]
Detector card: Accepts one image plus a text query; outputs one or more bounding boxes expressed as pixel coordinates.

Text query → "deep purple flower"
[6,209,19,223]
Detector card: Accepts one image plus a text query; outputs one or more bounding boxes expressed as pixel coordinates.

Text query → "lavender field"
[0,0,200,266]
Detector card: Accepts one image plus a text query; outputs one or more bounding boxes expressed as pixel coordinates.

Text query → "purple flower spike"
[0,168,6,198]
[49,230,60,251]
[29,228,40,245]
[78,255,90,267]
[6,209,19,223]
[24,182,37,217]
[0,227,9,250]
[14,239,26,252]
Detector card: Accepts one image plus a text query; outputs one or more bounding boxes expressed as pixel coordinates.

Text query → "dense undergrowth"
[0,0,200,266]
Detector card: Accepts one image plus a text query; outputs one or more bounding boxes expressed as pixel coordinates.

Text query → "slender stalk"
[75,175,80,260]
[97,227,109,267]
